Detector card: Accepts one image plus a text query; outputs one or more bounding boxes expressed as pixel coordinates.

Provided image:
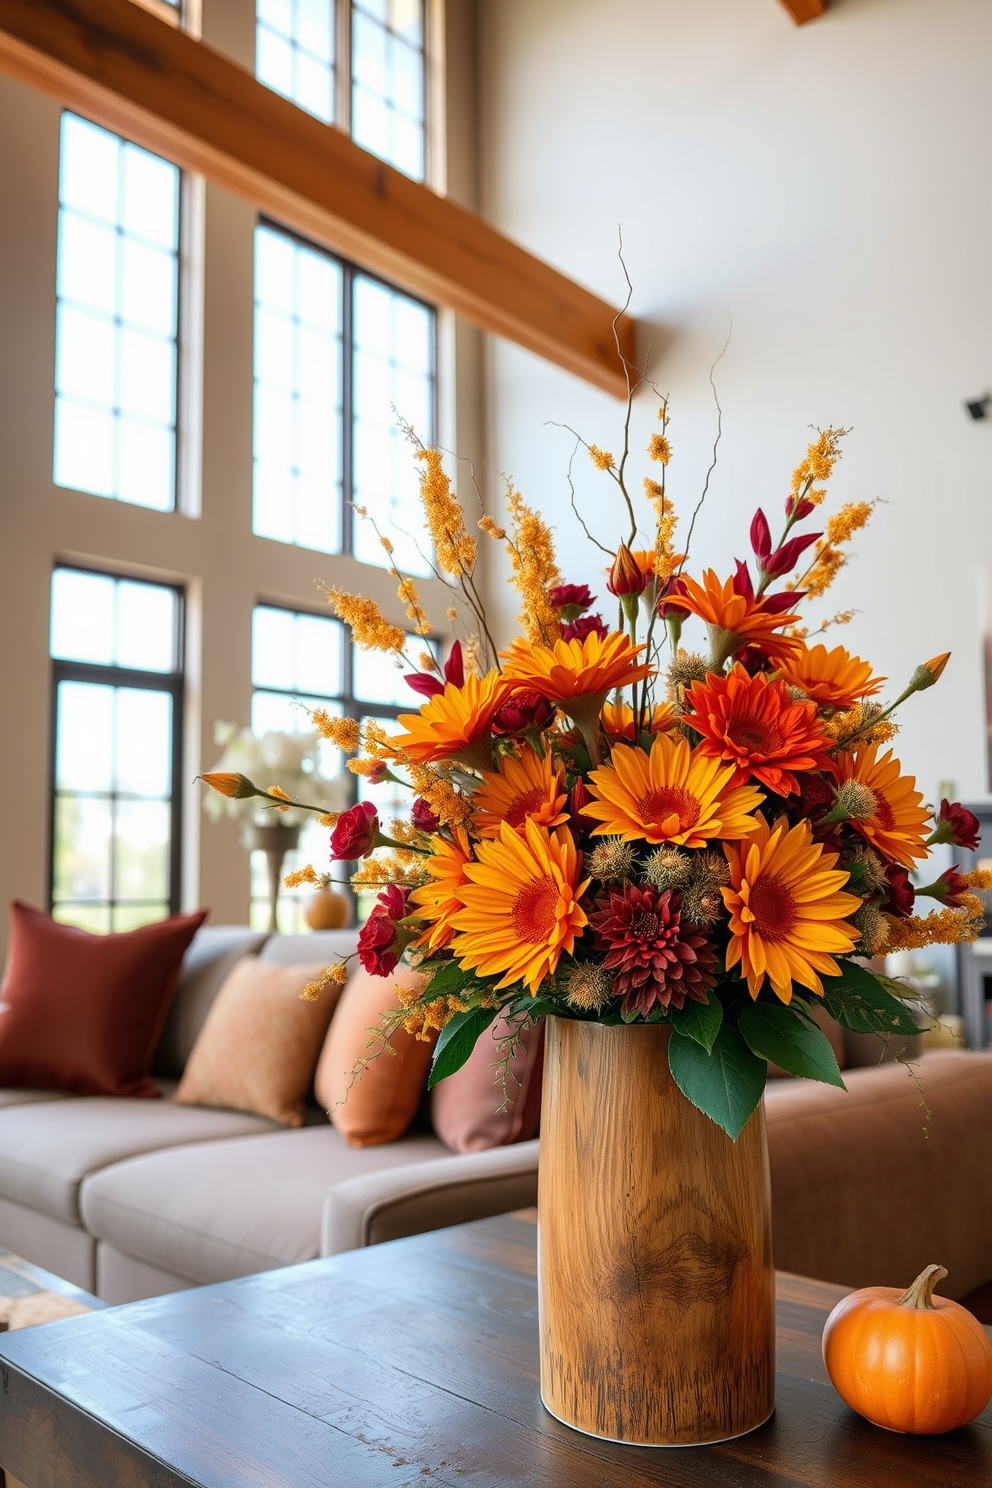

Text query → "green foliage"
[738,1001,845,1088]
[427,1006,499,1090]
[668,1025,767,1140]
[820,959,920,1037]
[670,995,723,1052]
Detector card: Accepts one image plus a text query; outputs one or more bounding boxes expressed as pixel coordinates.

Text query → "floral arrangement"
[202,723,347,829]
[203,412,989,1137]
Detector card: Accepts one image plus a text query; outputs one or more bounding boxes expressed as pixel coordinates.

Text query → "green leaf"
[820,959,920,1038]
[670,995,723,1052]
[667,1026,767,1140]
[738,1001,845,1089]
[427,1006,498,1090]
[420,959,473,996]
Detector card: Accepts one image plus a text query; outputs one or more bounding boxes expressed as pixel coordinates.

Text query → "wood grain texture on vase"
[538,1018,775,1446]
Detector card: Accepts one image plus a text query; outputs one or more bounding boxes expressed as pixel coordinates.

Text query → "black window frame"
[47,563,186,927]
[253,216,438,566]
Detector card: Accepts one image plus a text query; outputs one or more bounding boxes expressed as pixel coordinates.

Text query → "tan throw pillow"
[174,957,338,1127]
[314,963,434,1148]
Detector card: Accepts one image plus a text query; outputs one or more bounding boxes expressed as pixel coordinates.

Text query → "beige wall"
[477,0,992,834]
[0,0,483,963]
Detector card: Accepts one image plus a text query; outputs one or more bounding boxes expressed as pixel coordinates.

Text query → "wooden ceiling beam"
[778,0,827,22]
[0,0,635,397]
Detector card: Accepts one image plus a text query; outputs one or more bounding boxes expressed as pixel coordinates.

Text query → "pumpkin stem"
[896,1263,949,1310]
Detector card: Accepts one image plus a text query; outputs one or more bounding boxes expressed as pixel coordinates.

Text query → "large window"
[252,223,434,575]
[54,115,180,512]
[255,0,426,181]
[249,602,426,929]
[49,568,184,932]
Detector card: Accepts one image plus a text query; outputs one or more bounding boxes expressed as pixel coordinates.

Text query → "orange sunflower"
[501,630,654,707]
[682,665,832,796]
[449,819,589,993]
[832,745,930,867]
[393,670,506,774]
[582,731,764,847]
[409,827,473,952]
[664,569,802,664]
[722,814,862,1003]
[471,745,569,839]
[601,701,677,740]
[780,642,885,710]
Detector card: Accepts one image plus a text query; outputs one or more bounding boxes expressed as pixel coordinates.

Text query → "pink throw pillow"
[432,1017,544,1154]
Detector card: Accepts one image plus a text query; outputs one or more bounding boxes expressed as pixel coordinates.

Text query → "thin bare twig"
[676,323,732,577]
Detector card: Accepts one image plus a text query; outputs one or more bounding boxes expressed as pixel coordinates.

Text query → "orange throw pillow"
[432,1017,545,1153]
[175,957,339,1126]
[315,963,434,1148]
[0,902,206,1098]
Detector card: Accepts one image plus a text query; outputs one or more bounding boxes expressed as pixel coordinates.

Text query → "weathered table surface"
[0,1210,989,1487]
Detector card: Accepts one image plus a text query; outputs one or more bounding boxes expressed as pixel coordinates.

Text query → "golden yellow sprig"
[882,896,985,951]
[416,447,477,579]
[312,711,361,752]
[502,485,562,646]
[300,961,349,1002]
[325,588,405,653]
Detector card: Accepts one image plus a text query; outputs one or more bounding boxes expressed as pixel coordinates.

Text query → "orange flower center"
[727,718,783,758]
[637,787,700,831]
[506,788,548,829]
[748,875,797,941]
[512,876,560,942]
[873,793,895,830]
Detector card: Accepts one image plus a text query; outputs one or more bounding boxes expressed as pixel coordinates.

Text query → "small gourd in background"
[822,1263,992,1434]
[304,885,350,931]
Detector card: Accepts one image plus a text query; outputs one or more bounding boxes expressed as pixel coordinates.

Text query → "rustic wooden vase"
[538,1017,775,1447]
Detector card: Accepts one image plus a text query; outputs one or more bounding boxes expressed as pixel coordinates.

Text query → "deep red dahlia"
[588,883,717,1017]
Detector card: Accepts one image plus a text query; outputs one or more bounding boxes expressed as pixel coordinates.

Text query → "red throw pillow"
[431,1017,545,1154]
[0,903,207,1098]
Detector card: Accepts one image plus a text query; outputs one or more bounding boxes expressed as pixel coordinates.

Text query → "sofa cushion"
[0,1097,277,1223]
[154,925,270,1078]
[79,1125,447,1285]
[0,902,206,1097]
[174,957,337,1126]
[432,1016,544,1153]
[257,930,359,966]
[0,1089,71,1109]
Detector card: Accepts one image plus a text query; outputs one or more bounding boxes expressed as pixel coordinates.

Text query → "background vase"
[538,1017,775,1447]
[240,822,301,933]
[304,887,351,930]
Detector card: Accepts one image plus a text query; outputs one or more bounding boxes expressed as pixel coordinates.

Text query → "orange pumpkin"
[822,1263,992,1434]
[304,887,350,931]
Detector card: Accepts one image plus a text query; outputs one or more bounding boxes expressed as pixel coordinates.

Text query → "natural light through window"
[54,114,180,512]
[253,225,344,554]
[351,273,434,577]
[256,0,336,124]
[351,0,425,180]
[49,568,183,933]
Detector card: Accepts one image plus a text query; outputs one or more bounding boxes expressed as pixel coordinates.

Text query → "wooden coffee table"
[0,1211,989,1486]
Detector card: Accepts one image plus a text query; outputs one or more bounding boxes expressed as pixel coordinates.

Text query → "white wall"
[477,0,992,819]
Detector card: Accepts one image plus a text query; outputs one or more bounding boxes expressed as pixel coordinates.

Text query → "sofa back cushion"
[153,925,269,1078]
[0,902,206,1098]
[432,1017,545,1153]
[174,956,339,1126]
[314,963,434,1147]
[257,930,360,966]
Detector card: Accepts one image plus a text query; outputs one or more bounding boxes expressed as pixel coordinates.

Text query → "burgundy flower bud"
[762,589,806,615]
[491,689,556,737]
[607,542,647,599]
[763,530,821,580]
[570,775,590,819]
[656,577,688,619]
[365,761,388,787]
[786,495,816,520]
[411,797,440,833]
[732,560,755,602]
[357,884,410,976]
[404,672,445,700]
[931,799,981,852]
[548,583,595,621]
[330,801,379,860]
[750,509,772,562]
[563,613,608,642]
[922,867,970,908]
[443,640,465,689]
[884,864,916,917]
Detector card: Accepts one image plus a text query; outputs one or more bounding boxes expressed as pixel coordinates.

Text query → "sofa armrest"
[766,1050,992,1299]
[321,1139,540,1255]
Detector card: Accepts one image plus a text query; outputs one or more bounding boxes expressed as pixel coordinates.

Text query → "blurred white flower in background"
[203,723,349,828]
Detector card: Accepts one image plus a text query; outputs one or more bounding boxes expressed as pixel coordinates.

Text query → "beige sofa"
[0,925,990,1306]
